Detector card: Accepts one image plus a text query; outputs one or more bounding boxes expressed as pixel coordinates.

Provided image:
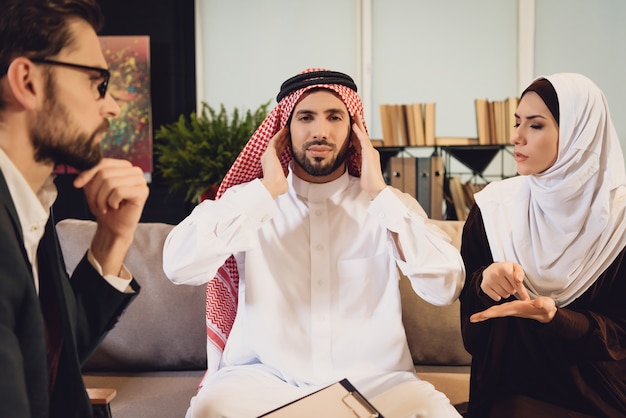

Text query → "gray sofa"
[56,219,469,418]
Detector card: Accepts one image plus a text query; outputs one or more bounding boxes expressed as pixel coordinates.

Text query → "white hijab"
[474,73,626,306]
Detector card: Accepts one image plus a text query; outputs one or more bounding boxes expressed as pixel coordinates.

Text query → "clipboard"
[258,378,383,418]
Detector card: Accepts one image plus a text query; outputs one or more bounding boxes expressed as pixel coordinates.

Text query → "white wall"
[534,0,626,161]
[195,0,358,113]
[196,0,626,163]
[371,0,518,139]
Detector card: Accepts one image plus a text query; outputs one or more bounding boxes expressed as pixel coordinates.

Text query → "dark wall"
[53,0,196,225]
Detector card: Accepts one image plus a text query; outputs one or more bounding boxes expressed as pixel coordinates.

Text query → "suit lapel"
[0,170,31,274]
[0,169,71,395]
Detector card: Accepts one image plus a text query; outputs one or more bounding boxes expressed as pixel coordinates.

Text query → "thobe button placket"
[308,201,333,376]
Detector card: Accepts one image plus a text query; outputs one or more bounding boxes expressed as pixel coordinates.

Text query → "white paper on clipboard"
[258,378,383,418]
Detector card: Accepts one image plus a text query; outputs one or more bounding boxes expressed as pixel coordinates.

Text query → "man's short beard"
[32,73,105,171]
[290,139,350,177]
[34,120,107,171]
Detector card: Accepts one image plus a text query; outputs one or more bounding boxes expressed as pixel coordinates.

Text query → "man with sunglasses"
[0,0,149,416]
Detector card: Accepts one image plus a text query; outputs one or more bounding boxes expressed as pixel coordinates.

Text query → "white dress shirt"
[164,167,464,386]
[0,148,132,293]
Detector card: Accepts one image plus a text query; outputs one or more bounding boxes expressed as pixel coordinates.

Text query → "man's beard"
[31,77,106,171]
[290,139,350,177]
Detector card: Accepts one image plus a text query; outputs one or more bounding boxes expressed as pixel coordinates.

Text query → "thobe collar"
[289,162,350,203]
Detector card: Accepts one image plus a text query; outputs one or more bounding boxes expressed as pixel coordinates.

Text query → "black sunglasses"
[31,58,111,99]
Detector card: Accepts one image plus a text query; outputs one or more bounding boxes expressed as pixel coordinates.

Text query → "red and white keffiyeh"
[203,68,366,379]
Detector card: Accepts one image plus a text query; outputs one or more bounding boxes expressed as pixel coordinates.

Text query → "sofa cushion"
[401,278,470,365]
[56,219,207,372]
[400,220,471,366]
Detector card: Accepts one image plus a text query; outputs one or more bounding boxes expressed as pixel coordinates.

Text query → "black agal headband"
[276,70,358,102]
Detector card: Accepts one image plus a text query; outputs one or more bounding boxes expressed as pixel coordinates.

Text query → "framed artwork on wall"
[100,35,152,175]
[55,35,153,177]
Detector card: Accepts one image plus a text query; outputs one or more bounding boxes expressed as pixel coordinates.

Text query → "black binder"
[415,157,431,216]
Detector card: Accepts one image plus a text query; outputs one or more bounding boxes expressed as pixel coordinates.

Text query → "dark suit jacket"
[0,171,139,418]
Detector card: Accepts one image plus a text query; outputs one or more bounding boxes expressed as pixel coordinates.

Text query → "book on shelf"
[462,181,476,208]
[410,103,425,146]
[475,98,491,146]
[435,137,479,146]
[498,100,510,144]
[494,100,504,145]
[475,96,519,145]
[378,104,396,147]
[448,176,469,221]
[379,103,427,147]
[394,104,409,146]
[505,96,519,143]
[423,102,436,146]
[461,181,486,209]
[487,101,497,144]
[403,104,418,147]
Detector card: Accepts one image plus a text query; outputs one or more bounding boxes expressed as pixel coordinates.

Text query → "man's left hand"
[351,114,386,199]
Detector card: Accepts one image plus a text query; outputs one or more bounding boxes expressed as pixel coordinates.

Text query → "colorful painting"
[100,35,152,173]
[55,36,152,175]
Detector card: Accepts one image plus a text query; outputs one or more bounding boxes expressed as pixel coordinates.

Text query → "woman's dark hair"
[521,77,560,125]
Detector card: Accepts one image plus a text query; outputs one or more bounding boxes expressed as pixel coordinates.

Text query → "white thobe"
[163,167,464,417]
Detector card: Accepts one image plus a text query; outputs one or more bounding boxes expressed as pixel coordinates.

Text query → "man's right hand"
[261,127,289,198]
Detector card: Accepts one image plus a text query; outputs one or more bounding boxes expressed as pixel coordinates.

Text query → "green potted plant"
[154,101,270,203]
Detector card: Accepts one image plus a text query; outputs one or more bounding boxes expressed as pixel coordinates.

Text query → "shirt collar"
[289,162,350,202]
[0,148,57,238]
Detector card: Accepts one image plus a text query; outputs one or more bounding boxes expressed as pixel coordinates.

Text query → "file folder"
[388,156,434,218]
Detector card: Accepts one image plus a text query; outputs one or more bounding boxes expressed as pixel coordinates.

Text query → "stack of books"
[378,103,435,147]
[379,102,479,148]
[475,97,519,145]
